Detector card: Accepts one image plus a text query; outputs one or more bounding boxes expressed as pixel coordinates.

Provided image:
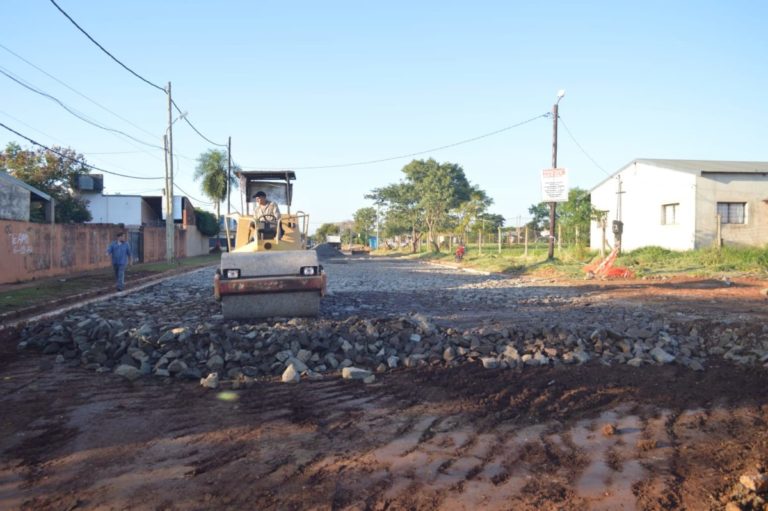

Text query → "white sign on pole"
[541,168,569,202]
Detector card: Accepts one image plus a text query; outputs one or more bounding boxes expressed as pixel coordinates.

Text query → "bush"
[195,209,219,236]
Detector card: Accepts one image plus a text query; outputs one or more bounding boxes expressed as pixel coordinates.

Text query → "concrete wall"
[0,221,201,284]
[85,194,144,225]
[142,226,185,263]
[591,162,697,251]
[694,173,768,248]
[0,220,114,283]
[184,226,210,257]
[0,182,31,221]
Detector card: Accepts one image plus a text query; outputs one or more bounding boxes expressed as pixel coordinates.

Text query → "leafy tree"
[315,222,340,243]
[557,187,592,246]
[194,149,239,220]
[0,142,91,223]
[403,159,471,251]
[527,202,551,236]
[453,186,493,240]
[477,213,505,232]
[353,207,377,246]
[194,208,219,236]
[367,182,421,252]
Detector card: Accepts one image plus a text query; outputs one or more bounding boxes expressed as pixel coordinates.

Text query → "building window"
[717,202,746,224]
[662,203,678,225]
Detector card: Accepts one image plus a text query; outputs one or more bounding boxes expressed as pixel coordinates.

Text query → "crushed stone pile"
[314,243,346,260]
[16,309,768,388]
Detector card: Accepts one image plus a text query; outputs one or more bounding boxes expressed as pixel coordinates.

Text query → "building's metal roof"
[590,159,768,192]
[0,172,52,201]
[236,170,296,181]
[636,159,768,174]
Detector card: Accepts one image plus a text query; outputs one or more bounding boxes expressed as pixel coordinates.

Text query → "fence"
[0,220,198,285]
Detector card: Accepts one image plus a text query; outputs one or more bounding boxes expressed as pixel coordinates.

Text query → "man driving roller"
[252,190,281,239]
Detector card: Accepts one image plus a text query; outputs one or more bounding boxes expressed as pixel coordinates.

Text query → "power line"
[47,2,228,156]
[0,42,159,140]
[0,121,162,181]
[240,113,548,170]
[171,99,227,147]
[48,0,166,93]
[174,182,214,206]
[0,110,155,176]
[0,66,165,152]
[558,115,611,176]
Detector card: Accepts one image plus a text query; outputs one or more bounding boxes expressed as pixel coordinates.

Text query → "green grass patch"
[375,243,768,279]
[0,254,221,315]
[140,254,220,273]
[0,274,113,312]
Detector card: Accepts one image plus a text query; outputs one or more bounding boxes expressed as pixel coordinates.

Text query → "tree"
[527,188,592,245]
[353,207,377,246]
[194,149,239,220]
[403,159,471,251]
[194,208,219,236]
[0,142,91,223]
[315,222,340,243]
[527,202,551,236]
[453,186,493,240]
[367,182,421,252]
[557,188,592,246]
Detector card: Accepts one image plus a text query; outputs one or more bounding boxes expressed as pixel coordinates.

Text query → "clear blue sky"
[2,1,766,232]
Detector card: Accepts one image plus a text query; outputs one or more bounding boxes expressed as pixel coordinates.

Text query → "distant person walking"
[455,243,465,262]
[106,232,132,291]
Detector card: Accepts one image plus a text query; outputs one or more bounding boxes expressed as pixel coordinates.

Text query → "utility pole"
[165,81,175,263]
[548,90,565,260]
[227,136,232,215]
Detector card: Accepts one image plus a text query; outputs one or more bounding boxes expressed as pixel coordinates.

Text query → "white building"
[590,159,768,251]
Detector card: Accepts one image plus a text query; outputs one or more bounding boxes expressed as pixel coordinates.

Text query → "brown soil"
[1,275,767,510]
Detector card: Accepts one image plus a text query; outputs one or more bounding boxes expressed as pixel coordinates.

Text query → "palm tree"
[194,149,239,221]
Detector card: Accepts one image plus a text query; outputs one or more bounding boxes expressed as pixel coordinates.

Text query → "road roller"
[213,171,326,319]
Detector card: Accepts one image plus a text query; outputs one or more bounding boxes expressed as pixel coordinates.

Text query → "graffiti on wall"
[8,231,33,255]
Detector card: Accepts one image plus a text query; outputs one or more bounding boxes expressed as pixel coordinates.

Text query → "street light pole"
[547,89,565,260]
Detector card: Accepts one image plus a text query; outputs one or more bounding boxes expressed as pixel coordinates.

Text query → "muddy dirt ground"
[1,273,768,510]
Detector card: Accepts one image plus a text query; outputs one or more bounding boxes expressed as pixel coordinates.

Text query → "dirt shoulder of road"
[0,254,220,325]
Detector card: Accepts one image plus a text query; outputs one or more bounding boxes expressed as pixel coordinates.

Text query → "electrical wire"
[0,66,165,152]
[0,110,157,177]
[47,3,228,156]
[173,183,214,205]
[0,42,159,140]
[48,0,166,93]
[0,121,163,181]
[171,99,227,147]
[557,115,612,177]
[239,113,548,170]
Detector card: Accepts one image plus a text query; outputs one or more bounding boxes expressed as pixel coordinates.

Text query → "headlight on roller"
[224,269,240,279]
[300,266,318,276]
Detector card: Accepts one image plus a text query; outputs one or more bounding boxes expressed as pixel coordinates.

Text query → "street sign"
[541,167,568,202]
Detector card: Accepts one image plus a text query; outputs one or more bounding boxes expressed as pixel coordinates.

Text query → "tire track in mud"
[4,355,768,510]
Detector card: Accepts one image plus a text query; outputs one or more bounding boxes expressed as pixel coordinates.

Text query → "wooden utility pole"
[547,95,561,260]
[227,136,232,215]
[165,81,175,263]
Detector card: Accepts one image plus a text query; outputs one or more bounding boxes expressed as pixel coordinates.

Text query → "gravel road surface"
[2,254,768,510]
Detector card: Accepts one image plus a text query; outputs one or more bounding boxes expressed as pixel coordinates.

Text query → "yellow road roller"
[213,171,326,319]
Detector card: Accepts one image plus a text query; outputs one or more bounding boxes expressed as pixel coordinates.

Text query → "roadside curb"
[0,265,217,332]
